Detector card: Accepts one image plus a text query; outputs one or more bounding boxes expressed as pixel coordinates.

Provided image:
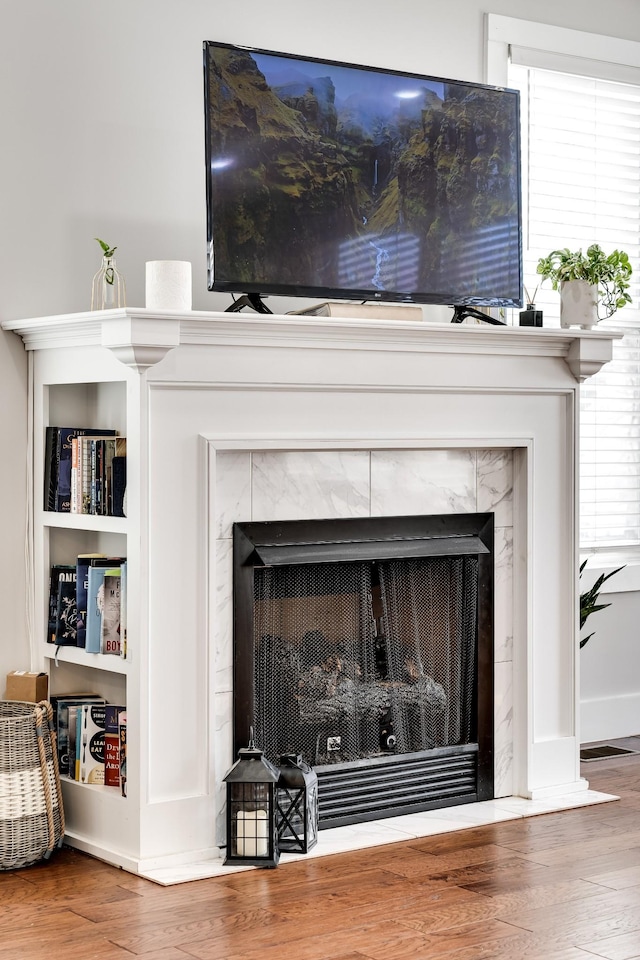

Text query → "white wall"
[580,565,640,742]
[2,0,640,711]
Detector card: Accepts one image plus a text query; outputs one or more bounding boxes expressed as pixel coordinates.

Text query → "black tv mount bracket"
[450,305,506,325]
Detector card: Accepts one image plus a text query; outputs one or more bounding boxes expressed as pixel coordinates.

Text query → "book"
[68,706,80,778]
[85,565,109,655]
[75,553,106,648]
[100,569,122,655]
[70,437,80,513]
[85,559,126,654]
[111,454,127,517]
[43,426,58,511]
[79,702,108,784]
[54,566,77,646]
[118,711,127,798]
[47,564,75,643]
[104,732,121,788]
[104,705,126,788]
[79,434,93,514]
[50,694,105,776]
[120,560,128,659]
[89,438,99,515]
[105,437,126,516]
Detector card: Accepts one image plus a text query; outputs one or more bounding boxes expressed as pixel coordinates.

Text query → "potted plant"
[536,244,632,328]
[579,559,625,648]
[91,237,125,310]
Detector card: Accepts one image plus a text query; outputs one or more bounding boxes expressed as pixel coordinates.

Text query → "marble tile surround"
[213,446,515,846]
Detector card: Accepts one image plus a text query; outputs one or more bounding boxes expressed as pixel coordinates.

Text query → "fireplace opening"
[233,514,494,828]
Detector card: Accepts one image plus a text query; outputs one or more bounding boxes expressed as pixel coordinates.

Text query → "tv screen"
[203,41,522,313]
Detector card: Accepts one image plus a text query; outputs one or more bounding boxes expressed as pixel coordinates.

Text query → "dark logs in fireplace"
[233,514,494,828]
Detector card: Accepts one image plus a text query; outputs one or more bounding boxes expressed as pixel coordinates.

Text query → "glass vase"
[91,256,126,310]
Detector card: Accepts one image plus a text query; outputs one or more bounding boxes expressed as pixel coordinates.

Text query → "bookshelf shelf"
[41,512,128,534]
[61,778,127,797]
[43,645,129,675]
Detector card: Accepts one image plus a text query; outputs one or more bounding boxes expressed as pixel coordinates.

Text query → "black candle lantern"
[276,753,319,854]
[223,732,280,868]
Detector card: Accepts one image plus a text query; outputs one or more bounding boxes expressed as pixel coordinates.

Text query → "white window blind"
[508,60,640,548]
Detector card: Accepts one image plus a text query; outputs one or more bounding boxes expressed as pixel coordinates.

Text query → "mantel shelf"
[2,308,621,382]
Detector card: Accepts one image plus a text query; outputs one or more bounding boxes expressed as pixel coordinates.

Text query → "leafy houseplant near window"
[536,244,632,329]
[579,559,625,649]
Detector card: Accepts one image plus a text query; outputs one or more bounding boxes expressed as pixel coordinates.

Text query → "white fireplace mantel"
[4,308,619,381]
[3,307,620,881]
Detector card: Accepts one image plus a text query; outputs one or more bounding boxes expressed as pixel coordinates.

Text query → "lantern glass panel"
[229,783,272,858]
[276,759,319,853]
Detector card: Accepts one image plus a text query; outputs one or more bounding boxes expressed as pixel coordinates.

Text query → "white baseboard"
[581,693,640,743]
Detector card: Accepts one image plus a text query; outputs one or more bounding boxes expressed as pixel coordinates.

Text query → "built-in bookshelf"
[4,309,224,876]
[39,379,132,863]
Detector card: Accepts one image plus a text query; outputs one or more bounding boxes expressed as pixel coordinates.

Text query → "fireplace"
[6,309,616,878]
[233,513,494,827]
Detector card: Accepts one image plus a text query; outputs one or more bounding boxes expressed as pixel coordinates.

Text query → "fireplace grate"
[317,745,479,827]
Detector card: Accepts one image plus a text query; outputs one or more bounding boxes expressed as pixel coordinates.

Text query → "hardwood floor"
[4,740,640,960]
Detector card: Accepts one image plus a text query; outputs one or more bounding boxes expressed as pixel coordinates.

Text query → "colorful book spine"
[120,560,128,659]
[104,705,126,788]
[85,565,109,654]
[79,702,108,785]
[75,554,106,648]
[54,567,77,646]
[111,454,127,517]
[100,569,122,655]
[47,564,75,643]
[119,712,127,798]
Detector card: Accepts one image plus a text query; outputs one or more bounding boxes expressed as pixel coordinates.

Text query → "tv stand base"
[225,293,273,314]
[450,306,506,326]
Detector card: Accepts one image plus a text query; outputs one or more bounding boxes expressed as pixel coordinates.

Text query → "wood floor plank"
[579,928,640,960]
[584,864,640,891]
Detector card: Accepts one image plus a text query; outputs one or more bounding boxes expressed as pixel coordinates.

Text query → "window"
[487,16,640,551]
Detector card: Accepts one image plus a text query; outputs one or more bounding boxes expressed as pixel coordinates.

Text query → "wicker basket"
[0,700,65,870]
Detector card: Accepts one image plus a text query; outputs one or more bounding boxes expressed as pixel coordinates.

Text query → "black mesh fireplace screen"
[234,514,494,825]
[253,556,478,768]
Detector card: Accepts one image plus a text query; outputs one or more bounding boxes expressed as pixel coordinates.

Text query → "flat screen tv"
[203,41,522,319]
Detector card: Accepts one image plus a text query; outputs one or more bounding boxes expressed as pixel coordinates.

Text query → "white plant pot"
[560,280,599,329]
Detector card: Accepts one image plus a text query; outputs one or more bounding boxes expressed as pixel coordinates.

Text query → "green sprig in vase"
[91,237,126,310]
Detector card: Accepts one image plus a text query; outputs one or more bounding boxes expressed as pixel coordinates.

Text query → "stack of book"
[48,555,127,656]
[50,695,127,794]
[44,425,126,516]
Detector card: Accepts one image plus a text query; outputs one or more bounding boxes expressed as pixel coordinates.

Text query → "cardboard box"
[5,671,49,703]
